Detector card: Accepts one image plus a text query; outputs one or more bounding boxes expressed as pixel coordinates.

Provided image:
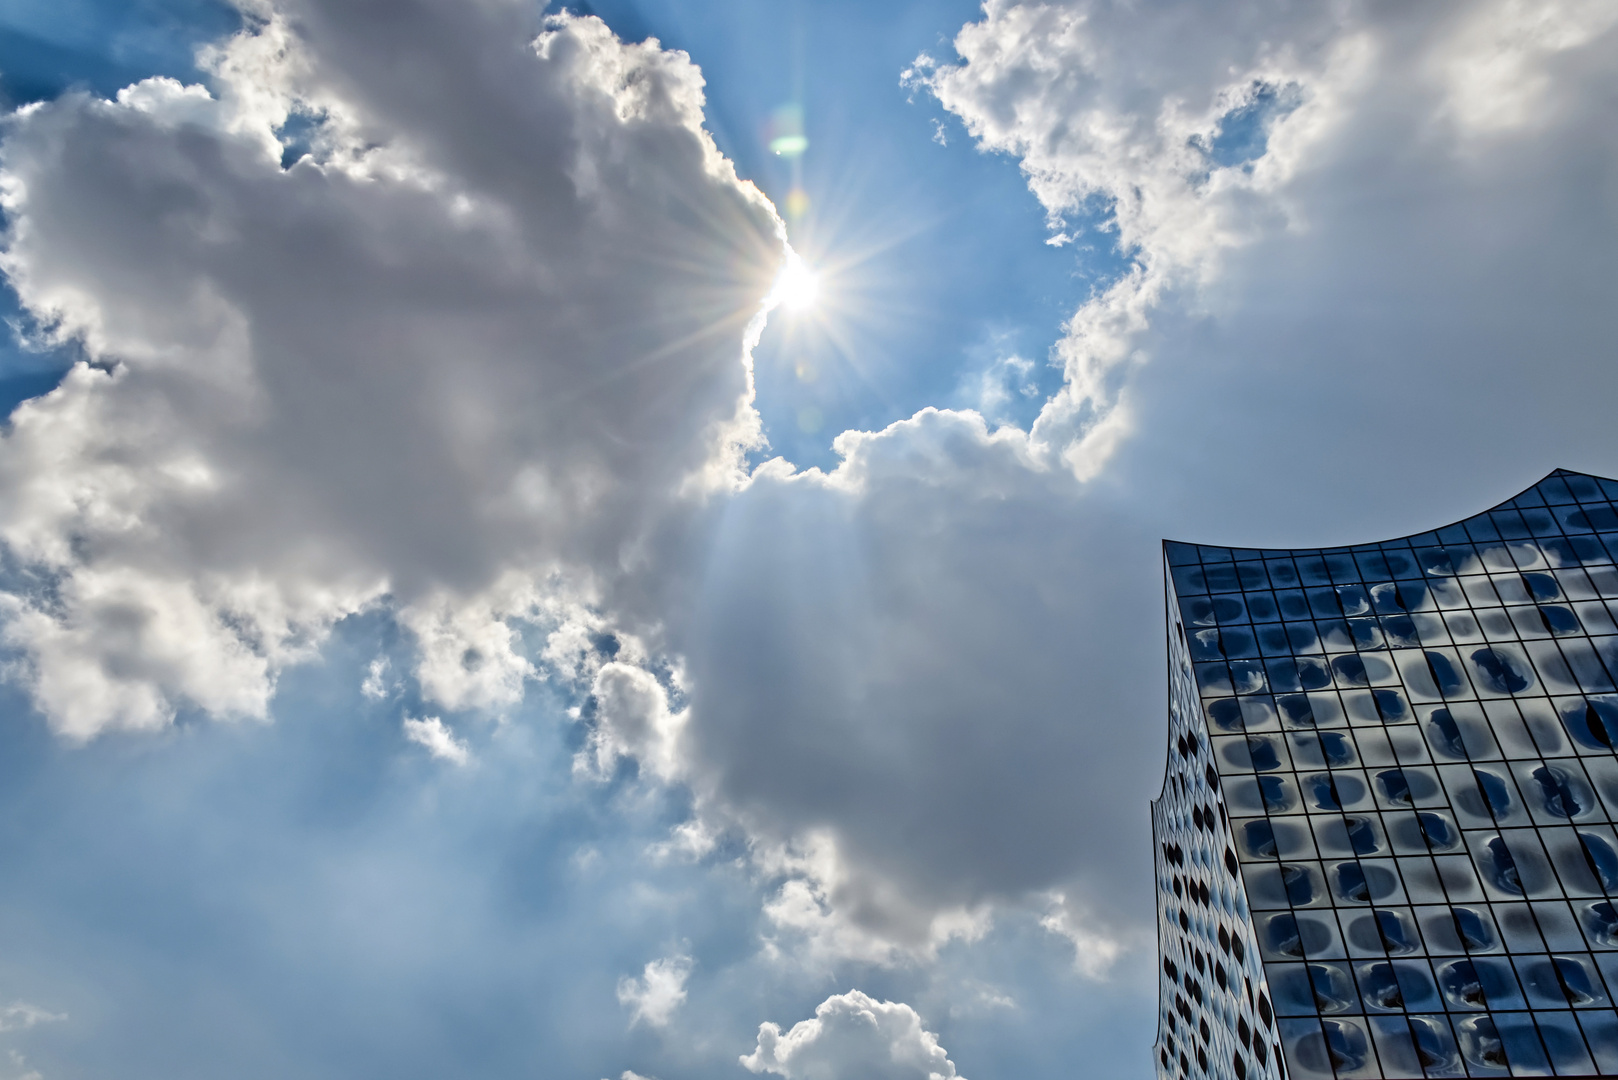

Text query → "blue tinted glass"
[1471,648,1531,694]
[1246,593,1280,621]
[1430,709,1467,756]
[1244,820,1278,858]
[1266,559,1300,586]
[1531,766,1586,818]
[1418,812,1456,850]
[1484,836,1523,894]
[1425,652,1467,698]
[1539,605,1581,634]
[1452,908,1496,951]
[1376,910,1418,953]
[1580,833,1618,891]
[1318,732,1354,766]
[1474,771,1514,817]
[1345,817,1381,855]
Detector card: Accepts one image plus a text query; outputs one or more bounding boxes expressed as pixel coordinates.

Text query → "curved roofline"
[1160,468,1618,557]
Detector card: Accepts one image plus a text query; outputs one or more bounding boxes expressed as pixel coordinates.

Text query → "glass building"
[1154,470,1618,1080]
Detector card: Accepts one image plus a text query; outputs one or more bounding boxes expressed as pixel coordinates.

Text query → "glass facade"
[1154,470,1618,1079]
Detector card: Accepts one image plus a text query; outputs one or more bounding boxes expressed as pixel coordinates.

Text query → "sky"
[0,1,1614,1078]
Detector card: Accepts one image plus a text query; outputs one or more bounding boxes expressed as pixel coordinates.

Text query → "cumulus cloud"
[0,0,784,738]
[908,0,1618,484]
[616,954,692,1029]
[741,990,964,1080]
[401,715,468,765]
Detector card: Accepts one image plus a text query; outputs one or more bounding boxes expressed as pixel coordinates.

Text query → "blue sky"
[0,2,1615,1078]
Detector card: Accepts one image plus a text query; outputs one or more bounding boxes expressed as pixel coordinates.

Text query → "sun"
[771,252,820,313]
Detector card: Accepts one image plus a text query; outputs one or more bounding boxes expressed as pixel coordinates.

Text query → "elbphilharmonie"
[1155,470,1618,1079]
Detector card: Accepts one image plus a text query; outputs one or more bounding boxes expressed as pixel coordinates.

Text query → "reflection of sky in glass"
[1155,470,1618,1080]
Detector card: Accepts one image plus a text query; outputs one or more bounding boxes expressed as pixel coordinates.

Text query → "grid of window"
[1154,580,1284,1080]
[1162,470,1618,1079]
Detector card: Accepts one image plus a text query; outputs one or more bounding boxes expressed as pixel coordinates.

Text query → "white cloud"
[616,954,692,1029]
[741,990,965,1080]
[359,655,391,700]
[401,715,468,766]
[0,0,784,738]
[0,1003,64,1032]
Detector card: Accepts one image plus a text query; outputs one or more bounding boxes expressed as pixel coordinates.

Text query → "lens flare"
[771,253,819,312]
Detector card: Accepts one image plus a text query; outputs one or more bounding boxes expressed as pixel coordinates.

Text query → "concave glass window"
[1277,695,1315,727]
[1578,832,1618,891]
[1551,956,1602,1005]
[1244,820,1278,858]
[1345,817,1381,855]
[1473,770,1513,817]
[1453,907,1497,950]
[1206,699,1245,732]
[1281,865,1315,905]
[1471,648,1532,694]
[1309,966,1356,1013]
[1523,572,1562,601]
[1484,836,1523,894]
[1267,913,1304,957]
[1539,605,1581,635]
[1309,775,1344,811]
[1375,910,1418,954]
[1563,699,1618,750]
[1335,862,1371,903]
[1321,1020,1369,1072]
[1319,732,1354,766]
[1359,962,1403,1009]
[1440,960,1487,1007]
[1456,1015,1507,1070]
[1417,812,1456,850]
[1331,655,1369,686]
[1378,769,1413,805]
[1409,1017,1458,1071]
[1425,652,1468,698]
[1260,776,1291,812]
[1247,737,1281,771]
[1532,766,1586,818]
[1430,709,1467,756]
[1582,901,1618,945]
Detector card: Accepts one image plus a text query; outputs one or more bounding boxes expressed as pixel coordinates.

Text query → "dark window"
[1358,962,1403,1009]
[1375,910,1417,954]
[1531,765,1586,818]
[1484,836,1523,894]
[1318,732,1354,766]
[1281,865,1314,905]
[1321,1020,1369,1072]
[1345,817,1381,855]
[1452,907,1496,950]
[1471,647,1531,694]
[1266,913,1303,957]
[1440,960,1487,1006]
[1430,709,1467,756]
[1520,573,1559,599]
[1474,770,1513,817]
[1246,737,1280,771]
[1378,769,1413,805]
[1417,812,1456,850]
[1579,832,1618,891]
[1425,651,1467,697]
[1243,820,1277,858]
[1583,901,1618,945]
[1334,862,1370,903]
[1539,605,1581,635]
